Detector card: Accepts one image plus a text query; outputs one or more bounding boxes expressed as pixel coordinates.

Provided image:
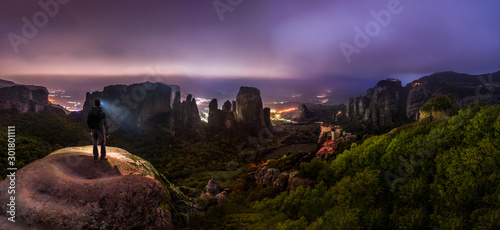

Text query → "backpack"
[87,107,103,129]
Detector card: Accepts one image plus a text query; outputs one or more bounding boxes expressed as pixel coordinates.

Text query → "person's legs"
[100,134,106,160]
[92,131,99,160]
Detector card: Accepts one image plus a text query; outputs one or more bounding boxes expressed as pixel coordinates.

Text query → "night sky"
[1,0,500,104]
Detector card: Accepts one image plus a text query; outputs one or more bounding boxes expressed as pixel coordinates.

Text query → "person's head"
[94,99,101,107]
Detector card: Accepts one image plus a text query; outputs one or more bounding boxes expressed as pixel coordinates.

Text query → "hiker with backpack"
[87,99,110,161]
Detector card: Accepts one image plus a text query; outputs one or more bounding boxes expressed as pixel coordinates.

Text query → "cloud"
[0,0,499,80]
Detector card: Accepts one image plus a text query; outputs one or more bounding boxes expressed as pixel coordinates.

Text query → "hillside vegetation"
[2,102,499,229]
[0,109,87,179]
[189,102,500,229]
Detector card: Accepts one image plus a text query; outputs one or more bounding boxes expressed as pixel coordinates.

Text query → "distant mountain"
[345,71,500,129]
[0,79,67,115]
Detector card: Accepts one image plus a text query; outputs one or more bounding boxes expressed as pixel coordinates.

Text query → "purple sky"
[1,0,500,103]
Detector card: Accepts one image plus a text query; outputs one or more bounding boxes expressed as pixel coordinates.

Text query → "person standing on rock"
[87,99,110,161]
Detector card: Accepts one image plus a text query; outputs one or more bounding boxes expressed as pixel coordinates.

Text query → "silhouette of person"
[87,99,110,161]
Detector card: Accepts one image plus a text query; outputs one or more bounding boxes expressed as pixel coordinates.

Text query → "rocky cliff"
[405,71,500,120]
[0,146,194,230]
[208,86,273,137]
[0,79,67,115]
[346,79,405,129]
[345,71,500,129]
[83,82,205,139]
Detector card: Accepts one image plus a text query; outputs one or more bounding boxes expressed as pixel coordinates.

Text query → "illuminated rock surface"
[0,146,193,230]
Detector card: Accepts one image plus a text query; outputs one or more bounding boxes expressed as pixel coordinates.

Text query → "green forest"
[187,102,500,229]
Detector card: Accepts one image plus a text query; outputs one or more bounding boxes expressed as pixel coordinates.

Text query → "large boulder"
[0,146,193,230]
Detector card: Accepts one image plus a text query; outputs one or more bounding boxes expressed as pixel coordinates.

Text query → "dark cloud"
[1,0,499,87]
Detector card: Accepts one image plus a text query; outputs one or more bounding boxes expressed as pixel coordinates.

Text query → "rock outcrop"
[178,94,206,139]
[205,179,218,197]
[294,104,315,122]
[345,71,500,129]
[346,79,405,129]
[0,146,194,230]
[255,167,312,192]
[83,82,205,139]
[255,166,281,187]
[235,87,268,136]
[208,99,236,136]
[263,108,274,130]
[199,179,230,205]
[272,172,290,192]
[405,71,500,120]
[208,87,273,137]
[0,79,67,115]
[214,188,230,204]
[286,171,314,191]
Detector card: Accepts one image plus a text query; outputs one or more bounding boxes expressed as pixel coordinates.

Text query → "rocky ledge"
[0,146,193,230]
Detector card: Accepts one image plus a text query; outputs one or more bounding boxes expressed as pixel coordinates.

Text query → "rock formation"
[291,104,315,122]
[286,171,314,191]
[205,178,218,197]
[214,189,230,204]
[0,79,67,115]
[405,71,500,120]
[208,99,222,134]
[345,71,500,129]
[254,167,312,192]
[346,79,405,129]
[0,146,194,230]
[235,87,268,136]
[263,108,274,131]
[178,94,206,139]
[255,166,281,187]
[83,82,205,139]
[199,179,230,205]
[272,172,290,192]
[208,86,273,137]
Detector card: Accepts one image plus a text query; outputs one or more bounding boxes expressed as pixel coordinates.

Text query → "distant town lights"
[277,108,298,114]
